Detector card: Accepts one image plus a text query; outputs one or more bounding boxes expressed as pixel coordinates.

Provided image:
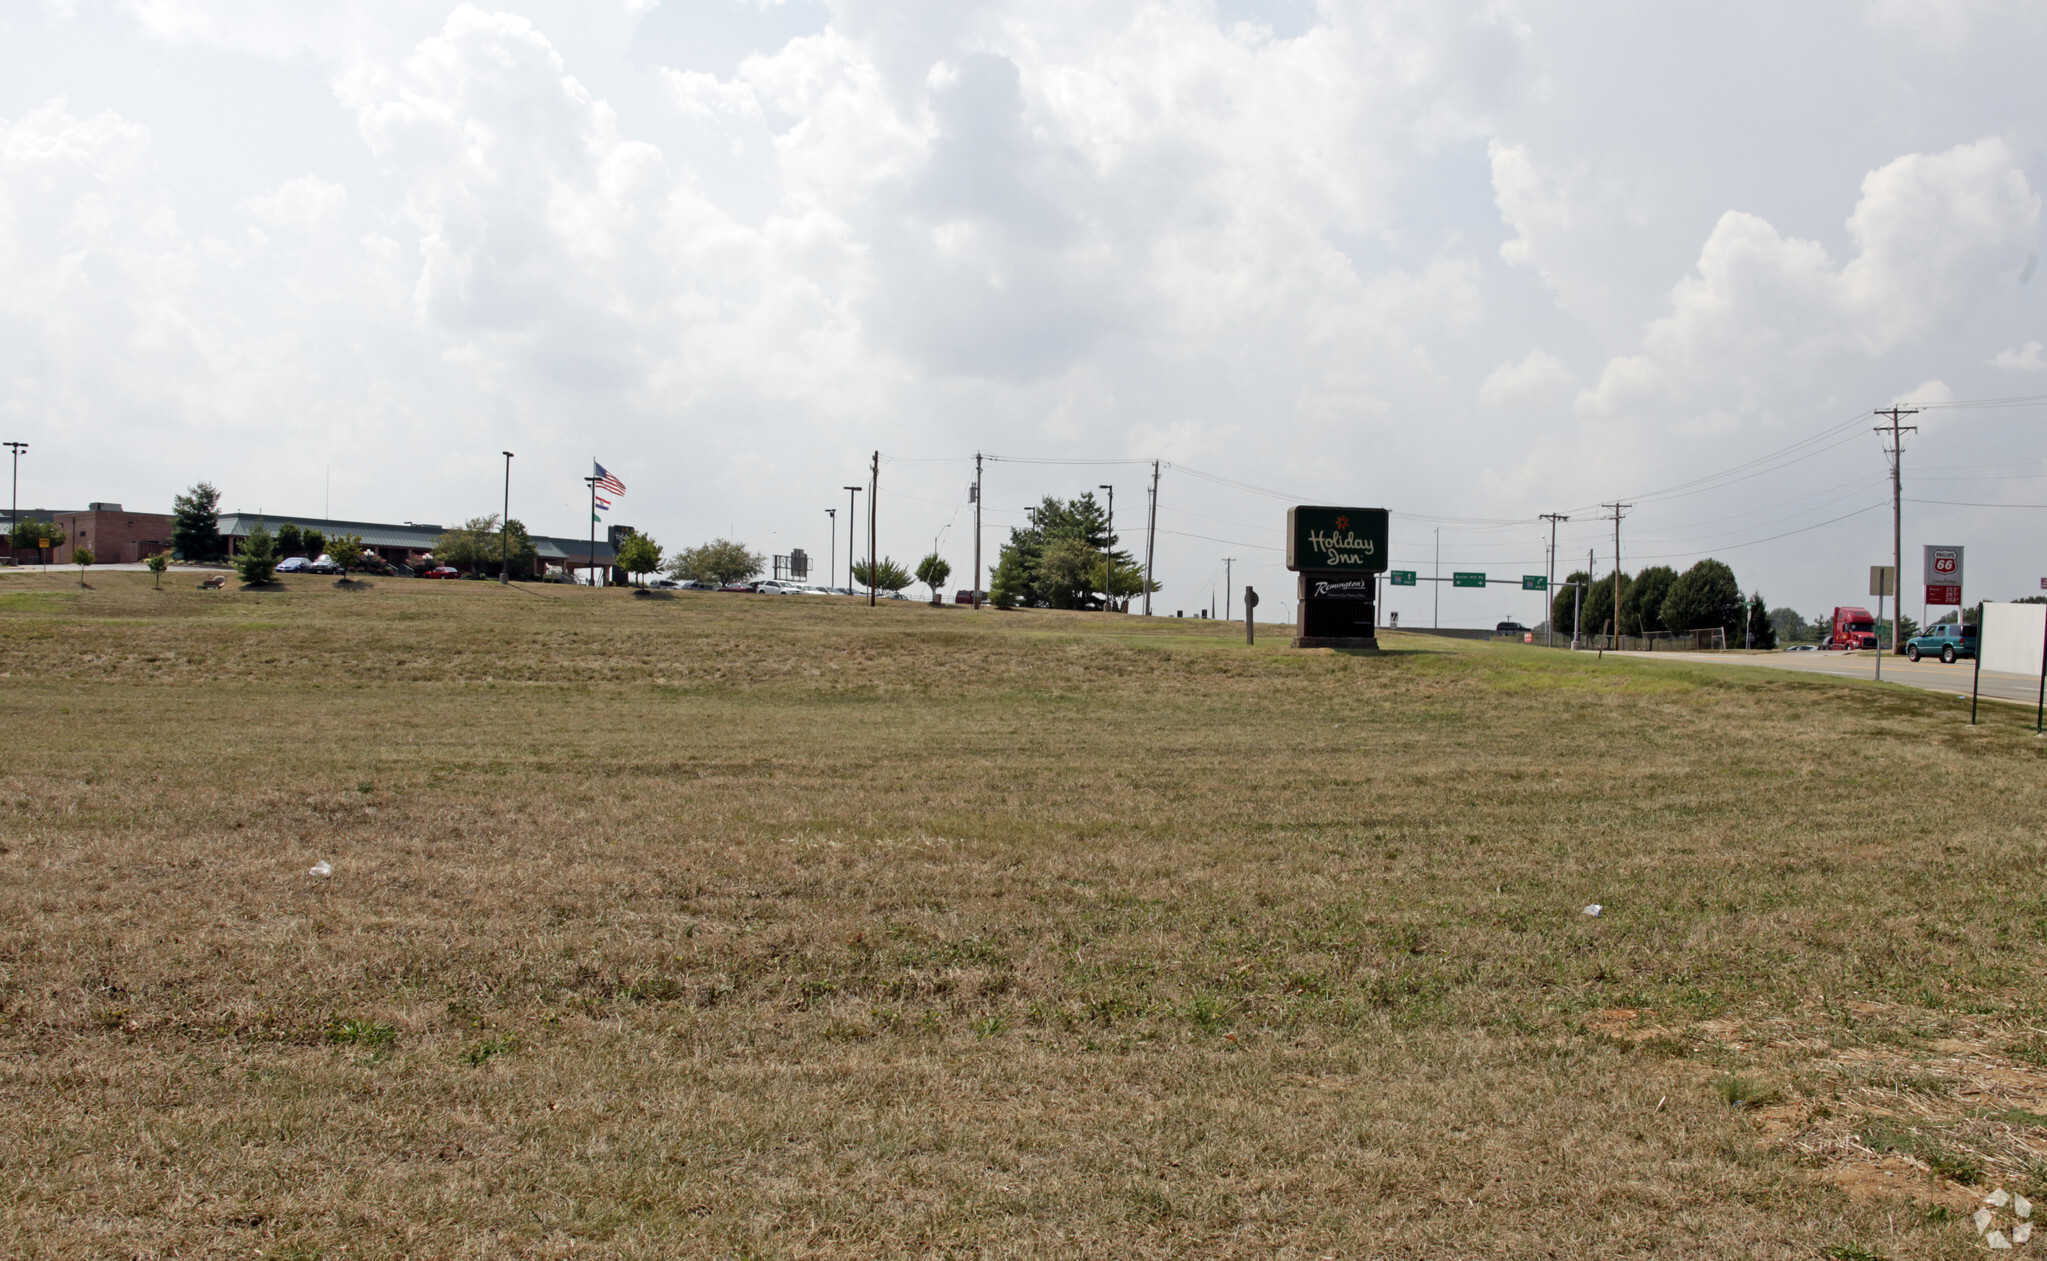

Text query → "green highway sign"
[1285,506,1390,573]
[1522,575,1547,591]
[1389,570,1416,586]
[1453,572,1486,588]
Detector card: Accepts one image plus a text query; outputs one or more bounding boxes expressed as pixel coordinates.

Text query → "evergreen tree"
[171,482,224,561]
[853,557,913,593]
[988,493,1155,609]
[1618,565,1678,636]
[301,528,325,559]
[1660,559,1744,638]
[275,522,305,557]
[1578,570,1631,642]
[1746,593,1776,649]
[232,522,278,584]
[1550,570,1591,636]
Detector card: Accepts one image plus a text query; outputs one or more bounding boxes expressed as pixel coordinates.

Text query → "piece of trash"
[2015,1222,2033,1244]
[1582,904,1602,917]
[1987,1229,2012,1249]
[2016,1193,2032,1219]
[1987,1190,2012,1208]
[309,860,332,877]
[1975,1208,1995,1234]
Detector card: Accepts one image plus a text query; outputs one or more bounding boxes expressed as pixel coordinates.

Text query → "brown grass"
[4,570,2045,1258]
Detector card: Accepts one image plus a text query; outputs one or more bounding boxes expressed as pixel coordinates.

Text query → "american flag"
[594,461,626,497]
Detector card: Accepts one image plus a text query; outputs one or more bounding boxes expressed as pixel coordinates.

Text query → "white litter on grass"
[1976,1208,1995,1234]
[2017,1193,2033,1219]
[309,860,332,877]
[1582,904,1602,917]
[1988,1230,2012,1250]
[2015,1222,2034,1244]
[1988,1190,2012,1208]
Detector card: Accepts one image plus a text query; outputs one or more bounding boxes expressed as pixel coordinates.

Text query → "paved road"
[1618,648,2045,707]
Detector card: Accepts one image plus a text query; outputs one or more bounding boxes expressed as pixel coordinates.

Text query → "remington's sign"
[1285,506,1389,573]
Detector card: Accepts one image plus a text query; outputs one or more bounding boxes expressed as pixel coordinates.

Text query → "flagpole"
[585,474,600,587]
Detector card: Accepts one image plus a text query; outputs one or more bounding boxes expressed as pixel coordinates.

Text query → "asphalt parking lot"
[1621,648,2045,707]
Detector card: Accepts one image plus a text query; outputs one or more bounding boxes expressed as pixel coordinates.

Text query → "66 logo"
[1933,550,1958,574]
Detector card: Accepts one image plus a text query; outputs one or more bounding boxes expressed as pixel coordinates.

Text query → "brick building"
[1,504,173,565]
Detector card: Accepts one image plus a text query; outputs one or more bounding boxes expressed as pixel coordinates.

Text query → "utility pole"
[1433,527,1440,628]
[584,475,600,587]
[1223,557,1234,621]
[1875,407,1919,657]
[5,442,24,560]
[500,451,514,584]
[842,486,862,592]
[1602,502,1632,649]
[1540,512,1568,647]
[1576,548,1590,650]
[868,451,878,607]
[1098,484,1114,611]
[1144,460,1159,617]
[972,452,983,608]
[825,507,836,591]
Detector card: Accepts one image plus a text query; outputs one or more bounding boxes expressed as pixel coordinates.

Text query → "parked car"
[1496,621,1529,636]
[307,555,344,574]
[802,586,833,595]
[1785,643,1818,652]
[673,578,717,590]
[646,577,678,589]
[754,580,804,594]
[718,581,758,593]
[422,565,461,579]
[274,556,310,573]
[954,589,990,604]
[1906,623,1977,663]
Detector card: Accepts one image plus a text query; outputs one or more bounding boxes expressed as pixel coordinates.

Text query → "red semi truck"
[1827,606,1879,650]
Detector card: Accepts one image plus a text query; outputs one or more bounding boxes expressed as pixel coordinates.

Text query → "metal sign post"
[1870,565,1896,682]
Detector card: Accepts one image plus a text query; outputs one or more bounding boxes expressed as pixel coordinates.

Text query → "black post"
[1971,627,1983,726]
[5,442,23,563]
[868,451,878,607]
[1244,586,1258,645]
[2037,607,2046,735]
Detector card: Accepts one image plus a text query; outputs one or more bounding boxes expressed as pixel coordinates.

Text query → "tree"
[1767,607,1810,643]
[671,539,764,586]
[988,493,1156,609]
[10,518,63,564]
[853,556,913,593]
[1659,559,1743,638]
[233,522,278,585]
[615,530,663,586]
[73,543,95,585]
[145,551,168,589]
[301,527,326,560]
[915,552,953,604]
[1579,570,1631,642]
[171,482,224,561]
[326,533,365,573]
[275,522,305,557]
[435,515,536,577]
[1618,565,1677,636]
[1746,593,1776,649]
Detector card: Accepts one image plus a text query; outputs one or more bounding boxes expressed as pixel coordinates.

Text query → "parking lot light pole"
[825,508,836,591]
[500,451,513,584]
[843,486,861,591]
[5,442,25,560]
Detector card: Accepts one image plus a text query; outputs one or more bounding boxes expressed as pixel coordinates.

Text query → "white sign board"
[1923,545,1964,586]
[1980,602,2047,678]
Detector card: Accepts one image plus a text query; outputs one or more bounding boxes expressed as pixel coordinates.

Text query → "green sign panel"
[1522,575,1547,591]
[1452,572,1486,588]
[1285,506,1390,573]
[1388,570,1416,586]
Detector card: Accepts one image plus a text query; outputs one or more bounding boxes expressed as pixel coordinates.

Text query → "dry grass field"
[5,569,2047,1258]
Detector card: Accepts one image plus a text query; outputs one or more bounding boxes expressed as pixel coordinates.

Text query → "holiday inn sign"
[1285,507,1390,573]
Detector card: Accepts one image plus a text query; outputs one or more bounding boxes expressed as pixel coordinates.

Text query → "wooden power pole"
[1875,407,1918,656]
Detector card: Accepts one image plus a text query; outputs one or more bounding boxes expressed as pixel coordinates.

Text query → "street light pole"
[843,486,862,592]
[584,476,600,587]
[5,442,24,561]
[500,451,514,584]
[826,508,836,592]
[1098,484,1114,611]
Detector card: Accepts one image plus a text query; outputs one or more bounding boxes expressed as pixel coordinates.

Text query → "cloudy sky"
[3,0,2044,623]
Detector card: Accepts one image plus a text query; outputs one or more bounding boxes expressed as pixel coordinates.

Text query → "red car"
[422,565,461,579]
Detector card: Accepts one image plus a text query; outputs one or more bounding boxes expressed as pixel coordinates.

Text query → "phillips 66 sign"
[1923,544,1964,607]
[1285,507,1390,573]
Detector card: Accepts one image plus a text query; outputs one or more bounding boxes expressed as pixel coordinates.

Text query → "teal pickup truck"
[1905,623,1977,663]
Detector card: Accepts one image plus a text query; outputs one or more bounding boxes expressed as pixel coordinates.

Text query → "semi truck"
[1827,606,1879,650]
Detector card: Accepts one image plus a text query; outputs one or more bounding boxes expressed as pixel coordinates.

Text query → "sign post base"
[1293,635,1379,651]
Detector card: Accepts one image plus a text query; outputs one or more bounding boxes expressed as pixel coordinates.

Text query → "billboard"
[1923,544,1964,607]
[1285,507,1389,573]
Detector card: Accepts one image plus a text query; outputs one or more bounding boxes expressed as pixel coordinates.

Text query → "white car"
[754,580,805,594]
